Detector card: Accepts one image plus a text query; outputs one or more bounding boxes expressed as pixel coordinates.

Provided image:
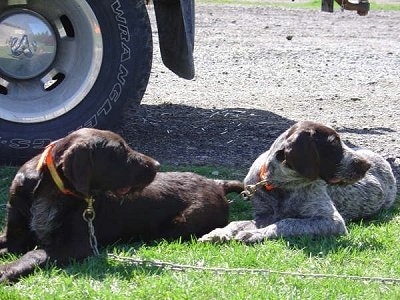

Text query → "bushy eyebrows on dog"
[200,121,396,244]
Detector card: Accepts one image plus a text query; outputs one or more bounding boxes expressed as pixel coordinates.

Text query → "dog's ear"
[61,144,93,196]
[284,130,320,180]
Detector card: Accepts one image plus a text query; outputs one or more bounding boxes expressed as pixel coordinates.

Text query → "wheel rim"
[0,0,103,123]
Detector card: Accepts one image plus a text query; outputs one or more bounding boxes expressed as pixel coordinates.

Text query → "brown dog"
[0,128,243,282]
[96,171,243,241]
[0,128,160,282]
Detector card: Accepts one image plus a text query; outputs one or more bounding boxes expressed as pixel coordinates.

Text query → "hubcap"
[0,10,57,79]
[0,0,103,123]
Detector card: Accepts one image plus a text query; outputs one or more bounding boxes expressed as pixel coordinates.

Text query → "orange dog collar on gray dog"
[259,163,275,191]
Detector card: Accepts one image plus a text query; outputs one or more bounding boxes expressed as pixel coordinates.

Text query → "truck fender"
[153,0,195,79]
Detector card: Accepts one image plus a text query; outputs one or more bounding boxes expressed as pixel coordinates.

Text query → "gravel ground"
[117,4,400,187]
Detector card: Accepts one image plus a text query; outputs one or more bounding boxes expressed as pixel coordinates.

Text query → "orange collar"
[36,142,80,197]
[259,163,275,191]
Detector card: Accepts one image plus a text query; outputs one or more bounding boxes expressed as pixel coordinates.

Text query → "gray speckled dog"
[200,121,397,243]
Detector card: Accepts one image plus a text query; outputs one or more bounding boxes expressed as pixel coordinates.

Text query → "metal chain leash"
[86,218,99,256]
[107,253,400,285]
[1,198,399,284]
[240,179,269,200]
[82,196,100,256]
[241,164,274,200]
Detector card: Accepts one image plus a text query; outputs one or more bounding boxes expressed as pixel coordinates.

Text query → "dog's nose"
[361,160,371,174]
[355,158,371,176]
[153,160,161,171]
[142,156,160,172]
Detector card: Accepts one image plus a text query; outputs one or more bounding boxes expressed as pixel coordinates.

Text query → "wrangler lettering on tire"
[0,0,152,164]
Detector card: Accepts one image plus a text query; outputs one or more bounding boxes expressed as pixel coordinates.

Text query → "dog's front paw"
[234,230,265,243]
[0,265,12,284]
[234,225,278,243]
[198,229,233,243]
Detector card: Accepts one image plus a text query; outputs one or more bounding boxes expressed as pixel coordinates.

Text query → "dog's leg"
[0,234,7,247]
[3,207,37,255]
[0,249,48,283]
[0,237,95,283]
[199,220,257,243]
[234,216,348,243]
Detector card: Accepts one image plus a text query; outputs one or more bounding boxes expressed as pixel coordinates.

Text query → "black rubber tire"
[0,0,152,165]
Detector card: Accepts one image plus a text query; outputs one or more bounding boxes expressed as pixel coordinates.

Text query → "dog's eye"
[276,150,285,162]
[328,134,341,147]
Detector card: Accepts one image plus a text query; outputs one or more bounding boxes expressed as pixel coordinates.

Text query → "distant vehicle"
[321,0,369,16]
[0,0,194,164]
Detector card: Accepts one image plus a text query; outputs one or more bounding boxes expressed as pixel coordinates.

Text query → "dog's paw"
[234,230,265,243]
[0,266,11,284]
[198,229,233,243]
[234,225,278,243]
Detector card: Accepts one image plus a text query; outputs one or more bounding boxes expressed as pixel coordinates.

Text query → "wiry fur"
[200,121,397,243]
[0,128,243,283]
[0,128,160,283]
[328,148,397,221]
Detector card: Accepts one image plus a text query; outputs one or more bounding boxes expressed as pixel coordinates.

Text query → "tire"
[0,0,153,165]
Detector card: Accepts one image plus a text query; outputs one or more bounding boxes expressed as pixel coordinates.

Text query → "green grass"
[197,0,400,11]
[0,2,398,297]
[0,165,399,299]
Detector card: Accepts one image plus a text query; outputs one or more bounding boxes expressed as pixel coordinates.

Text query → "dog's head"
[268,121,370,185]
[51,128,159,197]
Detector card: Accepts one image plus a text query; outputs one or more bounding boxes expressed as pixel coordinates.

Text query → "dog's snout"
[134,153,160,171]
[152,160,161,171]
[355,158,371,176]
[348,157,371,182]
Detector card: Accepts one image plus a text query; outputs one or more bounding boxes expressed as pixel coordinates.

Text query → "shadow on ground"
[117,103,295,169]
[117,103,400,189]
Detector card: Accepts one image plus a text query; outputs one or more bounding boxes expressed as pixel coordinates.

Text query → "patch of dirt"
[117,4,400,186]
